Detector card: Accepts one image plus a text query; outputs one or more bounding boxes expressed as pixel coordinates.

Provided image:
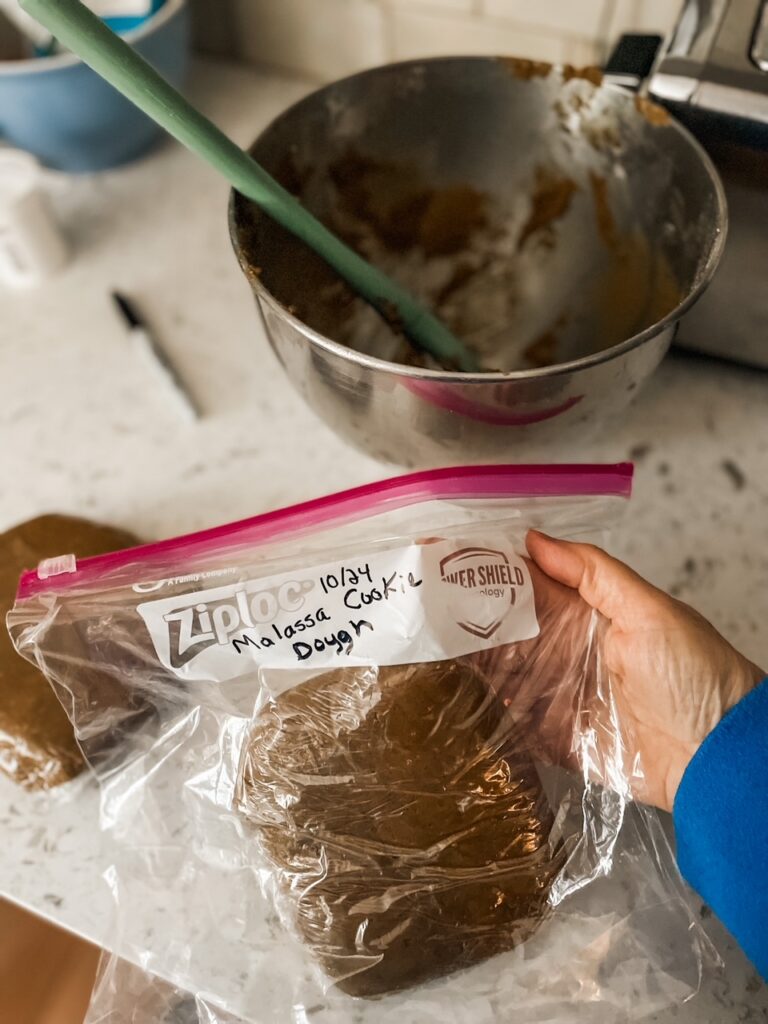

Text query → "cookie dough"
[1,514,137,789]
[238,659,559,997]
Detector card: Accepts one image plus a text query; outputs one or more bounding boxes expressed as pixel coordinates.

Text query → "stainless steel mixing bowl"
[230,57,726,467]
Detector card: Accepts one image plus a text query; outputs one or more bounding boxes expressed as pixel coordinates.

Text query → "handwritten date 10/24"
[232,567,424,662]
[318,563,374,595]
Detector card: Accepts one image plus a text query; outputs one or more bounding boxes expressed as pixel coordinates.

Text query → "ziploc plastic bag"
[85,954,244,1024]
[9,465,715,1023]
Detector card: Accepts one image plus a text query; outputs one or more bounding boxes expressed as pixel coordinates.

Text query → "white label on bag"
[138,541,539,679]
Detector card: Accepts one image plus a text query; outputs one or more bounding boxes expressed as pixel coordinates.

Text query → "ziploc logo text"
[162,578,315,669]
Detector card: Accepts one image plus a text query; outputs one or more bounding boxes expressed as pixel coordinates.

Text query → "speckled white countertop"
[1,57,767,1023]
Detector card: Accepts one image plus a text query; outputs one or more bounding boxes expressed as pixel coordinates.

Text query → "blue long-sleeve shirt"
[674,676,768,979]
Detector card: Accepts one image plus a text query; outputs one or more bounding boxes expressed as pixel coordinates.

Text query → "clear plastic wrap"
[9,465,716,1023]
[85,955,243,1024]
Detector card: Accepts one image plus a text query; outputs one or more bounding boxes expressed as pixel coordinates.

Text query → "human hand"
[524,531,765,812]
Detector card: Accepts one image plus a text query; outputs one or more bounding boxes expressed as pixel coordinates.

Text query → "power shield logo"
[439,547,525,639]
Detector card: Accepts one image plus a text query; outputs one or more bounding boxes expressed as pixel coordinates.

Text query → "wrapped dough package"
[9,465,715,1023]
[0,514,138,789]
[238,660,559,997]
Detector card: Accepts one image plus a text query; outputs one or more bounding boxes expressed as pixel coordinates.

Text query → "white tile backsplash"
[390,7,571,64]
[604,0,677,40]
[387,0,474,12]
[624,0,677,33]
[483,0,608,39]
[227,0,388,80]
[191,0,678,79]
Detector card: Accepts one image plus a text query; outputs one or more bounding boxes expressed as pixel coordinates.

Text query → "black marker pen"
[112,291,201,422]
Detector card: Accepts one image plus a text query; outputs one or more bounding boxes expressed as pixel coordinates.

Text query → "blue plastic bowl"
[0,0,190,172]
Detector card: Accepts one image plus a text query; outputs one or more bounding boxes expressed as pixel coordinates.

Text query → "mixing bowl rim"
[229,55,728,384]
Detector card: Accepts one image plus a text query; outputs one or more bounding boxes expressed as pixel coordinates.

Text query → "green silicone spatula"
[21,0,479,372]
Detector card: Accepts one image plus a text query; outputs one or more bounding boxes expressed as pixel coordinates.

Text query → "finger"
[526,530,667,625]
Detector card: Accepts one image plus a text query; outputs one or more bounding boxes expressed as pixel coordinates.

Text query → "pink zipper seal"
[16,464,633,601]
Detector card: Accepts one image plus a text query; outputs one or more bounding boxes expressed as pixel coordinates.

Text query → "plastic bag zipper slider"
[37,554,77,580]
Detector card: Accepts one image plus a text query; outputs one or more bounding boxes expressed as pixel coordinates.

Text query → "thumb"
[526,530,667,624]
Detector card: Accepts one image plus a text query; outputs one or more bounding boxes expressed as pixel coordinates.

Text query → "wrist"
[669,657,766,813]
[729,657,766,714]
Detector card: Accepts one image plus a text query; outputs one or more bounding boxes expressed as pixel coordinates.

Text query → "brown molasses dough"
[238,660,560,997]
[1,514,138,790]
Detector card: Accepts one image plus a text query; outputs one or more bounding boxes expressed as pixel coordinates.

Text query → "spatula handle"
[20,0,479,371]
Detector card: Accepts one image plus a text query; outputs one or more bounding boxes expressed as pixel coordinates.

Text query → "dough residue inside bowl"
[237,79,685,374]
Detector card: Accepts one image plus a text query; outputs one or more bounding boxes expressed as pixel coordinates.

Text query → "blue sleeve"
[674,676,768,980]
